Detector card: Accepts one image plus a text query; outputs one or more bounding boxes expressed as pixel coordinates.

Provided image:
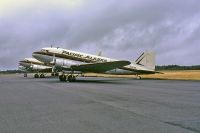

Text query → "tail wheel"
[136,75,141,79]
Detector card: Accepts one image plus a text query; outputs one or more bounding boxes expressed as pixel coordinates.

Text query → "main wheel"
[40,74,45,78]
[72,75,76,82]
[68,75,76,82]
[34,74,39,78]
[59,75,66,82]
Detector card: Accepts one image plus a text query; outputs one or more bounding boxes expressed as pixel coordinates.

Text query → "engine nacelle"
[55,59,77,68]
[31,64,47,70]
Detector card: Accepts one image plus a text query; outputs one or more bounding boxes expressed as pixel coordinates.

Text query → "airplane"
[18,58,55,78]
[32,47,157,82]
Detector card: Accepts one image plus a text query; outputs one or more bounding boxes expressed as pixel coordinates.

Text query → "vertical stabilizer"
[135,52,155,70]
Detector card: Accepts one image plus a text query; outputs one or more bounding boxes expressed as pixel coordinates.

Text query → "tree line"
[155,65,200,70]
[0,65,200,73]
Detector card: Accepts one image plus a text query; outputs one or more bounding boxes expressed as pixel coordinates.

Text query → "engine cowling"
[54,59,77,68]
[31,64,47,70]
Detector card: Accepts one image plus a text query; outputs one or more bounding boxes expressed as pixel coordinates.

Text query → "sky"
[0,0,200,70]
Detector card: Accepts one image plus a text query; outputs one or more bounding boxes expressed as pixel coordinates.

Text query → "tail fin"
[135,52,155,70]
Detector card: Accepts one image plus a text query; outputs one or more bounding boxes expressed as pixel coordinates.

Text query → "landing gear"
[67,74,76,82]
[136,75,141,79]
[51,73,59,77]
[34,73,45,78]
[24,73,27,77]
[58,73,76,82]
[59,74,66,82]
[34,73,39,78]
[40,73,45,78]
[55,73,59,76]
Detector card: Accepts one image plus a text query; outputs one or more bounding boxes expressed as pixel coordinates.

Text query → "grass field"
[85,70,200,81]
[141,70,200,80]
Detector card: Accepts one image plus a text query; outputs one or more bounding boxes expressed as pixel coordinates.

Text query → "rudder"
[135,52,155,70]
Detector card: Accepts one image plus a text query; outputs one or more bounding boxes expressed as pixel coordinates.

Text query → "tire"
[68,75,76,82]
[40,74,45,78]
[136,76,141,79]
[34,74,39,78]
[72,76,76,82]
[67,75,73,82]
[59,75,66,82]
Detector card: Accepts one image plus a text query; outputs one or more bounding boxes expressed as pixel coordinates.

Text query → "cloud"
[0,0,200,69]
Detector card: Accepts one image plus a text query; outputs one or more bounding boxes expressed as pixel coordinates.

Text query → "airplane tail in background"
[135,52,155,70]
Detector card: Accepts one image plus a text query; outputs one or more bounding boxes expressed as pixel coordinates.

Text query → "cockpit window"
[41,49,49,53]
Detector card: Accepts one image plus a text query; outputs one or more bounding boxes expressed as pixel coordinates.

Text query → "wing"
[61,61,131,73]
[37,68,52,73]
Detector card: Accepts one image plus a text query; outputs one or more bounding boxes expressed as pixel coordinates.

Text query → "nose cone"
[19,62,24,66]
[19,61,31,67]
[32,52,41,60]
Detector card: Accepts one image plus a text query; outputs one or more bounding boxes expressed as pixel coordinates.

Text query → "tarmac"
[0,74,200,133]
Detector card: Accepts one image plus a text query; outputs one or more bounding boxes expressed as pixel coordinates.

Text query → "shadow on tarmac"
[27,76,136,85]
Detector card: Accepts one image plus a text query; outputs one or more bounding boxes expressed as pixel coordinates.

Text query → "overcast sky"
[0,0,200,70]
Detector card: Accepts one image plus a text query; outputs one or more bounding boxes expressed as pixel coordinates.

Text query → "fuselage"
[19,58,44,67]
[32,47,155,74]
[19,58,51,72]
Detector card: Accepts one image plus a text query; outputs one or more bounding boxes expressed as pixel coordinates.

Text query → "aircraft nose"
[19,62,23,66]
[32,51,51,63]
[32,52,40,59]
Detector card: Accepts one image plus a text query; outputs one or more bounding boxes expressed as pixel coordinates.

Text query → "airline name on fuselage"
[62,50,107,62]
